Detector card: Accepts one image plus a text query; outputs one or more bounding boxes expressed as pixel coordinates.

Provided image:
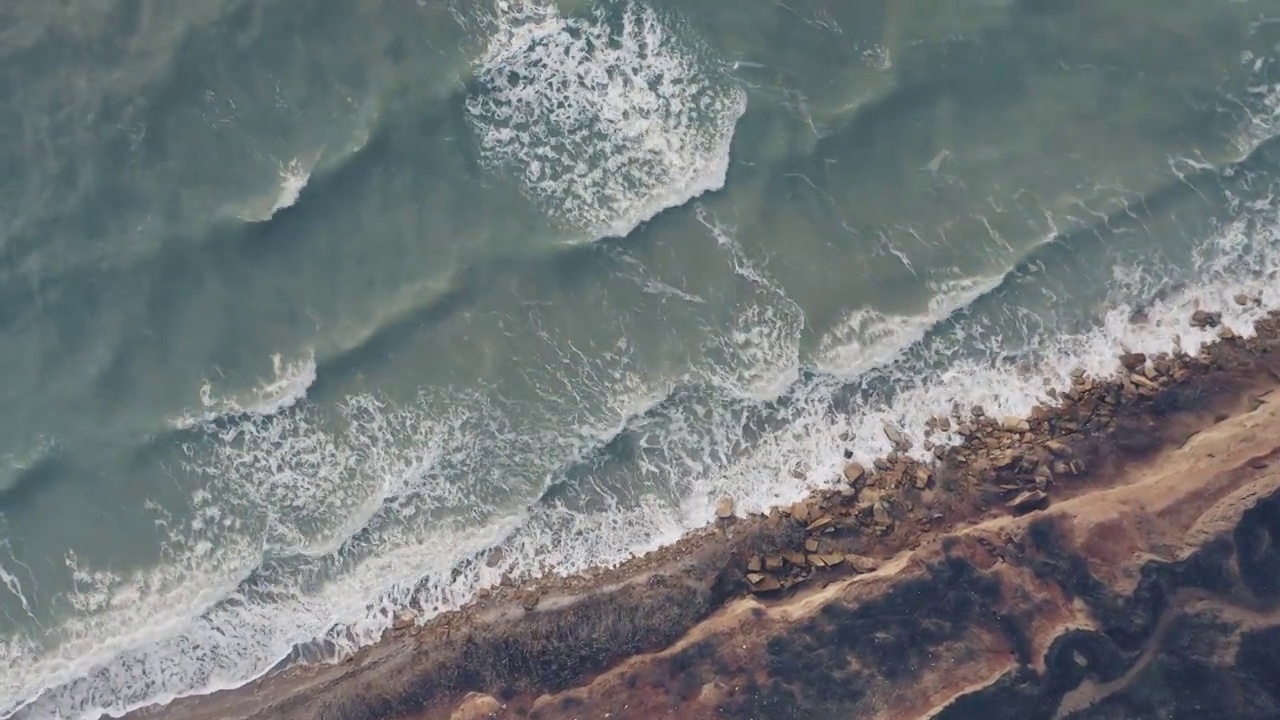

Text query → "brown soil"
[128,309,1280,720]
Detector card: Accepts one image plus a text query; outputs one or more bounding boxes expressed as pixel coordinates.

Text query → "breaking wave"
[465,0,747,240]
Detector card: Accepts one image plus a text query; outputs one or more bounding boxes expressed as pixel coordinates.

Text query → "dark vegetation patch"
[1235,491,1280,601]
[315,522,805,720]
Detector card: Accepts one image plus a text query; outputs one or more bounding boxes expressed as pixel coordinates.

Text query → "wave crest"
[466,0,747,240]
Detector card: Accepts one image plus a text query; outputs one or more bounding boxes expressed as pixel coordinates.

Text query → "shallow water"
[3,1,1280,717]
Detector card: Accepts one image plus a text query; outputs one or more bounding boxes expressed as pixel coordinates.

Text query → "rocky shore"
[132,305,1280,720]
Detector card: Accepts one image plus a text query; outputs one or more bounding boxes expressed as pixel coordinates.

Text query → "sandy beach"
[115,305,1280,720]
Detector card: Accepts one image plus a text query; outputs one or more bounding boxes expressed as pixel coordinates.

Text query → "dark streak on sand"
[132,310,1280,720]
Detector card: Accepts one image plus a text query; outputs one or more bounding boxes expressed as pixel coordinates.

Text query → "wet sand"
[128,307,1280,720]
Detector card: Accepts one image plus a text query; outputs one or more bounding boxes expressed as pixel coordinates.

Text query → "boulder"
[872,500,892,526]
[450,693,502,720]
[781,550,807,566]
[1190,309,1221,328]
[1130,373,1160,391]
[1007,490,1050,515]
[805,516,835,533]
[844,554,880,573]
[1119,352,1147,371]
[842,462,866,485]
[1044,440,1071,457]
[883,422,910,450]
[747,573,783,593]
[715,497,735,519]
[1002,417,1031,433]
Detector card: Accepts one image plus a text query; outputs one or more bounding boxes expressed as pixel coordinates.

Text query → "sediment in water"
[130,308,1280,720]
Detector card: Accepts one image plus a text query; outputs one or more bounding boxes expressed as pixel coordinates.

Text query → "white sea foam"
[815,275,1004,379]
[466,0,747,240]
[268,159,311,216]
[171,352,317,429]
[236,158,313,223]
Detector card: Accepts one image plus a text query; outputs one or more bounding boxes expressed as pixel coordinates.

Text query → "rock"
[1220,326,1237,340]
[747,556,763,573]
[806,516,835,533]
[1235,292,1259,307]
[808,554,827,568]
[393,610,415,631]
[971,405,986,418]
[747,573,783,593]
[938,416,952,432]
[1119,352,1147,371]
[715,497,735,519]
[883,422,910,450]
[993,450,1022,469]
[484,547,505,569]
[789,502,810,524]
[1007,490,1050,515]
[1191,309,1221,328]
[844,554,880,573]
[843,462,866,485]
[764,555,784,571]
[1044,440,1071,457]
[873,457,892,471]
[913,466,932,490]
[697,682,731,707]
[872,500,892,526]
[520,590,542,611]
[781,550,807,566]
[1002,417,1031,433]
[804,538,820,553]
[1130,373,1160,391]
[450,692,502,720]
[820,553,845,567]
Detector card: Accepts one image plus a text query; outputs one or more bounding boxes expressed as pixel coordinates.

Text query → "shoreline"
[121,305,1280,720]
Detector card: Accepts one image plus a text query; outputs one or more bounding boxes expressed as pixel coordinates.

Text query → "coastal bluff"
[134,310,1280,720]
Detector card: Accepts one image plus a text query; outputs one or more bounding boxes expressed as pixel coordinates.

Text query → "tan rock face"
[449,693,501,720]
[843,462,866,485]
[715,497,735,519]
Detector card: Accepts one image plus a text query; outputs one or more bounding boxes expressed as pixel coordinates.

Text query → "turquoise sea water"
[3,1,1280,717]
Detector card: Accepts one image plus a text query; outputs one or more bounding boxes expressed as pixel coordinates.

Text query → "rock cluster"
[738,307,1275,595]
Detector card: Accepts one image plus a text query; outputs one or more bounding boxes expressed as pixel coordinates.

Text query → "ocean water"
[3,1,1280,717]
